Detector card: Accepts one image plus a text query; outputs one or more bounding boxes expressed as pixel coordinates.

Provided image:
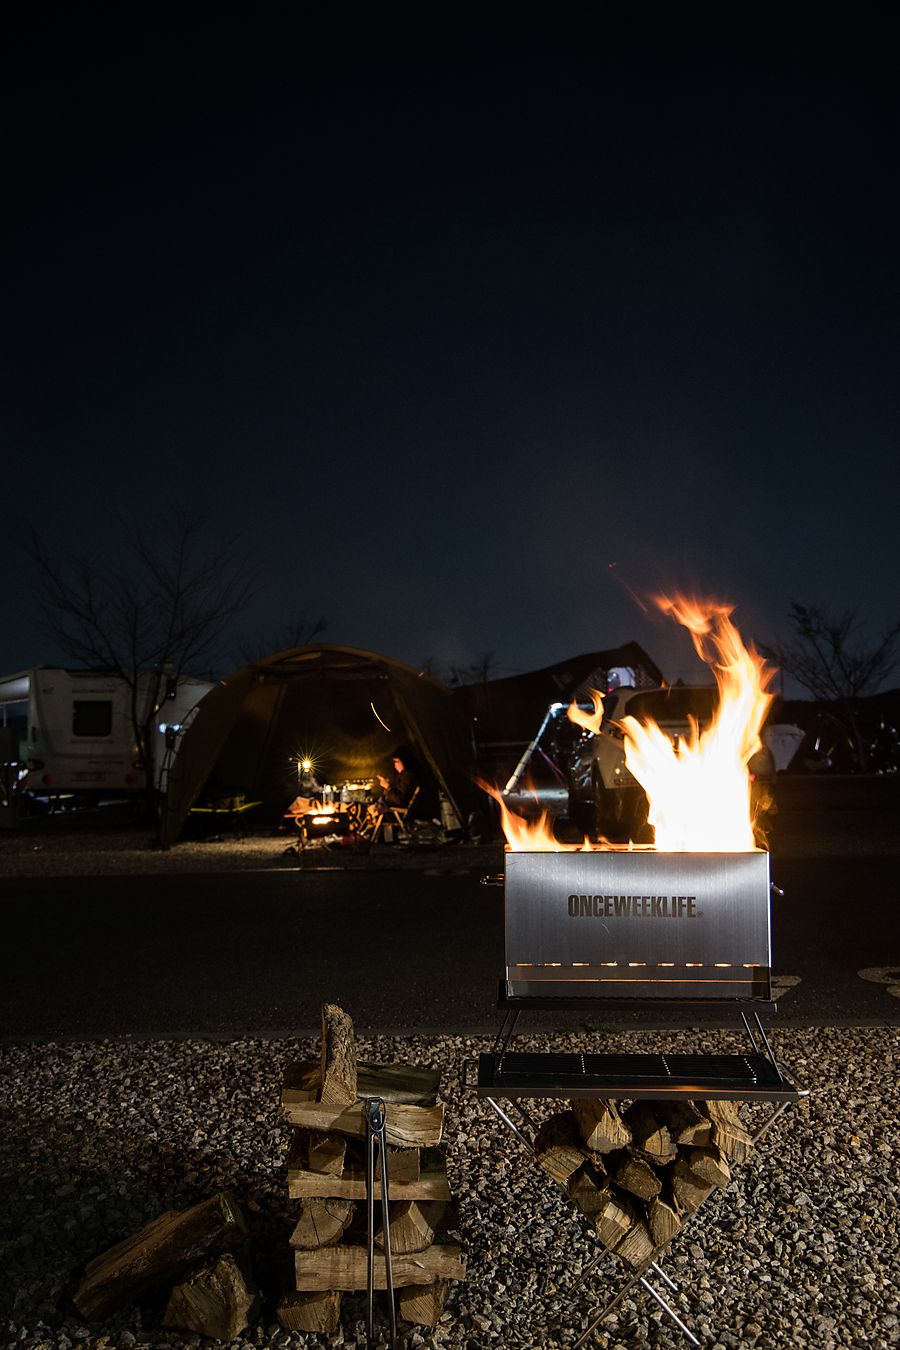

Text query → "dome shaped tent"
[159,645,477,848]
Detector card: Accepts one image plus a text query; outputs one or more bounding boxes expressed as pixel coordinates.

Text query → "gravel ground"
[2,1025,898,1350]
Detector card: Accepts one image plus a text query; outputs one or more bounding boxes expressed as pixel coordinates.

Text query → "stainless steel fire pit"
[471,847,806,1105]
[504,849,771,1002]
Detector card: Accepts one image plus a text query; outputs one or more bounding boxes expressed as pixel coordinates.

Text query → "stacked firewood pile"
[277,1005,466,1337]
[534,1097,753,1270]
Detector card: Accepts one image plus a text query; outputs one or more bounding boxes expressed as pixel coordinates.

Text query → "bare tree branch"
[23,512,257,812]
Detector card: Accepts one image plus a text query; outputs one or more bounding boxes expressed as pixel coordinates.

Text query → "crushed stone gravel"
[1,1025,898,1350]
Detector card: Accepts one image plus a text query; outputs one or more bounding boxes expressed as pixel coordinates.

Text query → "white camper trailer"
[0,667,214,803]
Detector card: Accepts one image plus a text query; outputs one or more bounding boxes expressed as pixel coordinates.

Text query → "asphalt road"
[2,853,900,1040]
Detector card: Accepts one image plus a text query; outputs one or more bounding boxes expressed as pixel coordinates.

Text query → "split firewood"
[647,1194,681,1247]
[307,1130,347,1176]
[281,1060,322,1105]
[593,1185,640,1252]
[700,1100,753,1163]
[399,1279,449,1328]
[534,1112,594,1184]
[622,1103,676,1165]
[651,1100,712,1146]
[615,1216,656,1270]
[684,1143,731,1189]
[670,1156,715,1214]
[278,1289,342,1335]
[74,1192,247,1321]
[605,1148,662,1202]
[162,1252,260,1341]
[294,1241,465,1291]
[289,1198,355,1250]
[287,1135,451,1201]
[282,1095,444,1147]
[320,1004,357,1106]
[375,1145,421,1184]
[571,1098,631,1153]
[375,1200,447,1255]
[567,1161,608,1218]
[357,1060,442,1105]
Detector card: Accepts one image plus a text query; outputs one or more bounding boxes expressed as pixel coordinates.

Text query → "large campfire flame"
[493,595,774,852]
[622,597,774,851]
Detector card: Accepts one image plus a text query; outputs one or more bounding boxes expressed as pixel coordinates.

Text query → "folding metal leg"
[491,1008,520,1057]
[365,1098,396,1349]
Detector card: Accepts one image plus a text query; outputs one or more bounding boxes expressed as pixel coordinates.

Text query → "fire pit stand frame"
[465,859,809,1345]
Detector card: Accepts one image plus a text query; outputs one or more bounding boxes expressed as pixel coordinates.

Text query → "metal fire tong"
[365,1097,397,1349]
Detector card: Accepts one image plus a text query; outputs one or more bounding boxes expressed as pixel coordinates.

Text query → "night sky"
[5,8,899,692]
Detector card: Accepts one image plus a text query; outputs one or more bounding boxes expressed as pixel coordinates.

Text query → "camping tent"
[159,645,477,848]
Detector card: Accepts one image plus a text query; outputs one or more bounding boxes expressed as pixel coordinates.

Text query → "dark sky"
[4,8,899,690]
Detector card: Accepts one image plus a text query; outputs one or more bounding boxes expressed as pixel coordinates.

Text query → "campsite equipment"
[365,1098,396,1349]
[160,646,475,848]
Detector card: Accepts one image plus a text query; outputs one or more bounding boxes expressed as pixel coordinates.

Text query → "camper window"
[73,701,113,737]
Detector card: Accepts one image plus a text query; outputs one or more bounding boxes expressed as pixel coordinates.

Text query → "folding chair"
[367,786,420,843]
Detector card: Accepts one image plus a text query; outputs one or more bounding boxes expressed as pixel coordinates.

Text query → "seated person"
[370,746,419,818]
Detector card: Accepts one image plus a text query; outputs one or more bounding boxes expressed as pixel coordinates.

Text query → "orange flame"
[621,596,775,851]
[480,781,590,851]
[566,689,605,736]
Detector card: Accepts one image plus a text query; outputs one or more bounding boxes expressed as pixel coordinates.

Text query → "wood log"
[670,1156,714,1214]
[399,1279,449,1328]
[647,1194,681,1247]
[622,1103,676,1165]
[605,1148,662,1202]
[571,1098,631,1152]
[700,1100,753,1164]
[320,1004,357,1106]
[375,1201,446,1255]
[534,1112,590,1184]
[278,1290,342,1335]
[162,1253,259,1340]
[566,1161,608,1219]
[650,1100,712,1146]
[307,1130,347,1176]
[593,1186,639,1252]
[74,1192,247,1321]
[281,1096,443,1147]
[684,1144,731,1189]
[289,1198,355,1250]
[294,1242,465,1291]
[282,1059,441,1108]
[615,1217,656,1271]
[375,1145,421,1184]
[357,1060,442,1105]
[287,1138,451,1201]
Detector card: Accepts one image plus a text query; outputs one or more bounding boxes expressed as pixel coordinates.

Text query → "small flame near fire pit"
[487,595,775,853]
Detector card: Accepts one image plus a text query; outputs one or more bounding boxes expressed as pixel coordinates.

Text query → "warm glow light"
[490,593,774,853]
[566,689,605,736]
[621,596,774,851]
[301,759,312,771]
